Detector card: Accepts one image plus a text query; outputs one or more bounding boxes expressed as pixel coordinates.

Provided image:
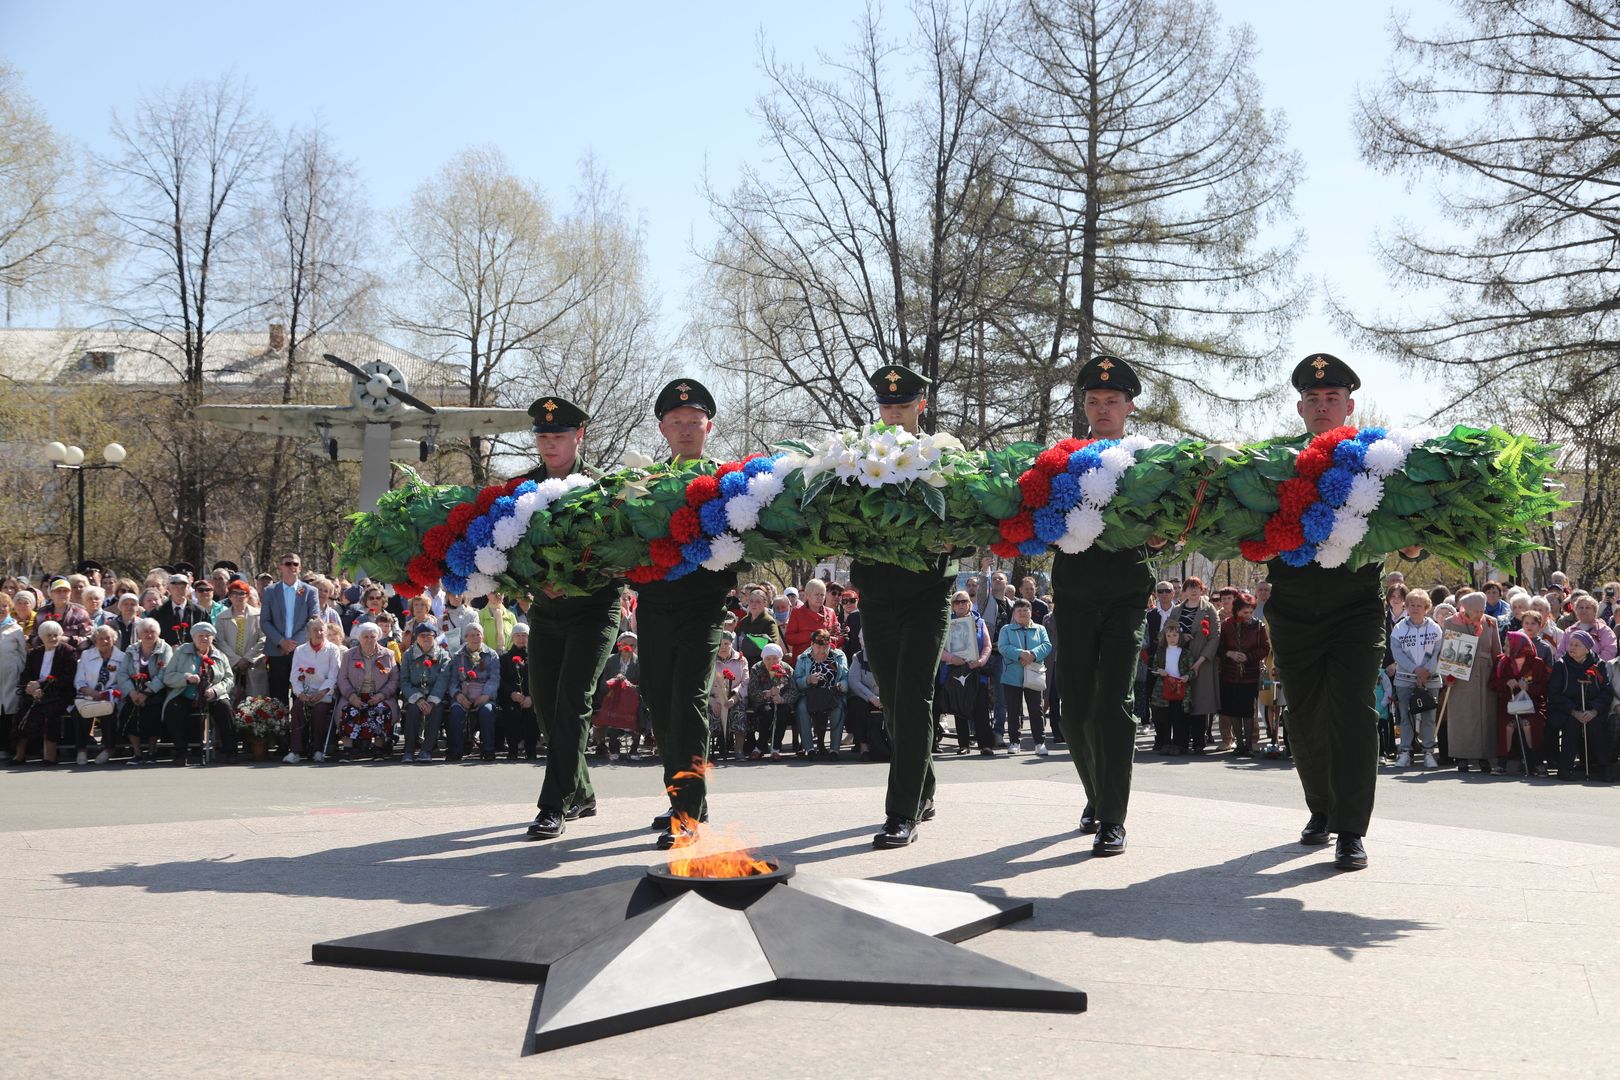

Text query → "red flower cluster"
[407,554,441,588]
[1243,425,1362,564]
[991,438,1098,563]
[715,453,762,479]
[1017,469,1051,508]
[1277,477,1318,517]
[685,474,721,506]
[1033,447,1073,477]
[393,582,425,600]
[999,511,1035,544]
[447,503,478,535]
[625,565,663,584]
[649,538,683,569]
[1264,515,1305,552]
[669,506,701,543]
[423,524,455,561]
[1238,540,1276,563]
[1294,448,1331,480]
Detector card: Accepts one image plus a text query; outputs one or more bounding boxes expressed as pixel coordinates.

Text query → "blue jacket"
[261,580,320,650]
[793,648,848,693]
[997,621,1052,687]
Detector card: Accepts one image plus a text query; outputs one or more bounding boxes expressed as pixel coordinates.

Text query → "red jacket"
[783,604,840,662]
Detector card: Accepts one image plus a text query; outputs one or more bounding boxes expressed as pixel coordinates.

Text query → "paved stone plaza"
[3,745,1617,1079]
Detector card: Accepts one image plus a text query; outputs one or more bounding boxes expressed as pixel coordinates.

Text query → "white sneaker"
[1034,743,1048,757]
[1394,751,1411,768]
[313,751,327,763]
[283,751,302,764]
[75,751,88,766]
[1424,751,1438,769]
[95,750,110,765]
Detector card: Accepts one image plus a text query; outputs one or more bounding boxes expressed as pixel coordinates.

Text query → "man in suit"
[261,553,320,703]
[154,575,209,651]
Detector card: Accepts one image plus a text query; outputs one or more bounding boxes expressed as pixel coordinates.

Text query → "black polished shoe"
[651,808,709,830]
[1334,833,1368,871]
[565,797,598,820]
[655,819,698,850]
[1079,803,1099,834]
[872,816,919,849]
[1093,823,1126,856]
[1300,813,1331,846]
[919,798,937,822]
[526,808,565,840]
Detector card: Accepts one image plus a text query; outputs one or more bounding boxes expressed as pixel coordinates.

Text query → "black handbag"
[1408,687,1438,714]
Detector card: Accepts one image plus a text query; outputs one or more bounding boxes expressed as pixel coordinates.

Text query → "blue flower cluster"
[1301,501,1337,544]
[445,480,540,583]
[664,454,785,579]
[1317,466,1355,508]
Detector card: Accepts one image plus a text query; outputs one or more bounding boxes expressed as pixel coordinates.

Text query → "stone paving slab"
[2,777,1617,1079]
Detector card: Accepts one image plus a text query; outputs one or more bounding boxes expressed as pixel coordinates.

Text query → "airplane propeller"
[322,353,437,414]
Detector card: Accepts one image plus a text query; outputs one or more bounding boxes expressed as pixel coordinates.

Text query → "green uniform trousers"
[635,568,736,820]
[530,587,621,814]
[850,559,954,821]
[1052,546,1153,826]
[1262,559,1383,837]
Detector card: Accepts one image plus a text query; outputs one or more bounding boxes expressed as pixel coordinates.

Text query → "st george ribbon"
[312,856,1086,1053]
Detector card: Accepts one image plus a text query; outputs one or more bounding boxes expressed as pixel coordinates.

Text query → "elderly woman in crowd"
[12,620,77,765]
[99,593,142,650]
[12,589,38,640]
[346,583,388,641]
[400,621,450,763]
[161,622,234,766]
[36,578,93,652]
[1490,629,1551,776]
[74,624,123,765]
[448,622,501,762]
[998,597,1053,755]
[286,616,342,763]
[1547,629,1613,779]
[709,630,750,761]
[1166,577,1222,753]
[1442,592,1502,773]
[793,627,849,759]
[784,578,840,663]
[335,621,399,760]
[0,592,28,761]
[216,580,267,702]
[1555,595,1618,661]
[496,621,534,760]
[593,629,642,761]
[747,641,795,761]
[1217,594,1270,756]
[115,617,171,765]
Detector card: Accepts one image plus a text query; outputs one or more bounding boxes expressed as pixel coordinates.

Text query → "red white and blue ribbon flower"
[626,453,796,585]
[993,435,1158,559]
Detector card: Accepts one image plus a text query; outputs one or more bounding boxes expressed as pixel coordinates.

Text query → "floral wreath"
[993,434,1158,559]
[404,473,594,599]
[627,452,795,584]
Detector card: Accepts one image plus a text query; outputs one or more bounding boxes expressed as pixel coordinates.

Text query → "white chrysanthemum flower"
[1327,510,1370,549]
[1079,468,1119,507]
[769,453,805,476]
[536,478,570,502]
[563,473,593,492]
[747,470,785,501]
[1099,446,1135,474]
[619,450,656,469]
[491,517,526,550]
[1388,426,1433,452]
[1055,532,1085,555]
[473,547,509,575]
[702,533,746,570]
[1315,542,1353,569]
[512,491,541,518]
[1118,434,1154,454]
[1065,505,1106,548]
[1362,438,1407,478]
[1345,473,1384,515]
[726,494,763,532]
[464,572,499,598]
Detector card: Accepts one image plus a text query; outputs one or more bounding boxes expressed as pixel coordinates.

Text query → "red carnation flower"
[474,486,502,515]
[685,474,721,506]
[999,512,1035,544]
[406,554,441,588]
[1277,477,1319,517]
[715,461,743,478]
[649,538,683,568]
[1310,426,1358,455]
[393,581,424,600]
[1238,540,1276,563]
[626,564,665,584]
[503,476,525,496]
[1264,515,1305,552]
[1017,469,1051,509]
[990,539,1022,559]
[447,503,478,534]
[1294,448,1331,481]
[669,506,702,543]
[423,523,455,560]
[1035,447,1071,477]
[1054,437,1090,454]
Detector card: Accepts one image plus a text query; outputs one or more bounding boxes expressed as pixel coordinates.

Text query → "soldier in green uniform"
[1054,354,1155,857]
[1264,353,1418,871]
[855,363,956,849]
[636,378,735,850]
[522,397,623,841]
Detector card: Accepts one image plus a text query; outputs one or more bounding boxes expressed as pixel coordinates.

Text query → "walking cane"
[1582,679,1590,780]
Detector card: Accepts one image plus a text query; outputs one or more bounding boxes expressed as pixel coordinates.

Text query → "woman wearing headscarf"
[114,617,172,764]
[160,622,235,766]
[12,620,77,765]
[1489,630,1550,776]
[336,621,399,760]
[1546,629,1613,779]
[0,592,28,762]
[1441,592,1501,773]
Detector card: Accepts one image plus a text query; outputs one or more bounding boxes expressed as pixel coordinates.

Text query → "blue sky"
[3,0,1450,427]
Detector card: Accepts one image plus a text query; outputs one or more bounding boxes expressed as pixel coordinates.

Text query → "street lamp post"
[44,441,127,566]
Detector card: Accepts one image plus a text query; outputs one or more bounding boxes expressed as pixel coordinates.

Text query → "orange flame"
[662,756,774,876]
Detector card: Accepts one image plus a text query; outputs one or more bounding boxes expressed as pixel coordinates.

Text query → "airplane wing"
[390,408,532,438]
[193,404,353,438]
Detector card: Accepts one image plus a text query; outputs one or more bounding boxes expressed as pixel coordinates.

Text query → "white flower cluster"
[1054,435,1156,554]
[465,474,595,597]
[804,425,966,489]
[701,455,801,572]
[1314,428,1429,569]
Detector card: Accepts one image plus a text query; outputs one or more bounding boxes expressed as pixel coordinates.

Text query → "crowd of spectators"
[5,556,1619,783]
